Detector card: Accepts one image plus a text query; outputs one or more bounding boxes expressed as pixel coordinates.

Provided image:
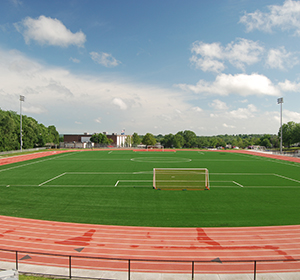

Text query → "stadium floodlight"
[20,95,25,152]
[277,97,283,154]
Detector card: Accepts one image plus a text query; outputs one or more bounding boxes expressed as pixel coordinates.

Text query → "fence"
[1,248,300,280]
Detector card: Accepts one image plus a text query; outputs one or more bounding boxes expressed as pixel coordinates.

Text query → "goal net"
[153,168,210,190]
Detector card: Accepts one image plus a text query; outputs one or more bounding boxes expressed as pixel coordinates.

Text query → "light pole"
[277,97,283,154]
[20,95,25,152]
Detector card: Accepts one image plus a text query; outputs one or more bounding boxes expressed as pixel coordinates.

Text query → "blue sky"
[1,0,300,136]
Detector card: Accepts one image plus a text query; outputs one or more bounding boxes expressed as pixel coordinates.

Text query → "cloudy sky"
[1,0,300,136]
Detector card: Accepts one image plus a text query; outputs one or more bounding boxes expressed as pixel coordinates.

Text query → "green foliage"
[90,133,110,144]
[132,132,141,146]
[0,109,59,152]
[279,121,300,147]
[159,131,285,149]
[142,133,156,146]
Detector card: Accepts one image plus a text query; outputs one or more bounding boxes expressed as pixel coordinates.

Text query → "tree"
[294,123,300,146]
[280,121,297,148]
[90,133,110,144]
[142,133,156,146]
[182,130,197,148]
[260,138,271,148]
[173,133,185,148]
[48,125,59,144]
[197,137,208,148]
[132,132,141,146]
[0,111,19,151]
[0,108,59,151]
[161,134,174,148]
[125,135,132,147]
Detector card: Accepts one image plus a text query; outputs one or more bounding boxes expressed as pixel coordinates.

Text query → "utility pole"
[277,97,283,154]
[20,95,25,152]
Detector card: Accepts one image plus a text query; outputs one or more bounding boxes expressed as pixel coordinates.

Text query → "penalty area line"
[274,174,300,184]
[39,173,66,186]
[233,181,244,188]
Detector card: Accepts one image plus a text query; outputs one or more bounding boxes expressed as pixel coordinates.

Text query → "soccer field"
[0,150,300,227]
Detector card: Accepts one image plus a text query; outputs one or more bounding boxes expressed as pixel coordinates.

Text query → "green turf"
[0,150,300,227]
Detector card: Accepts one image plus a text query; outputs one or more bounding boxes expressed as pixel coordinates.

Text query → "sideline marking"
[233,181,244,188]
[39,173,66,186]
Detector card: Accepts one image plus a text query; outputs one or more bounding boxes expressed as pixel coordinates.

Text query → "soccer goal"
[153,168,210,190]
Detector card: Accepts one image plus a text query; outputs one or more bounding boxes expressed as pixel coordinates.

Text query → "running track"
[1,150,300,275]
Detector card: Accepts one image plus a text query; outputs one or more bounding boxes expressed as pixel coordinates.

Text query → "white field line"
[39,173,66,186]
[115,180,152,187]
[274,174,300,184]
[118,180,152,182]
[233,181,244,188]
[108,151,112,154]
[39,185,300,188]
[248,154,300,168]
[66,172,140,174]
[211,173,273,175]
[40,185,153,187]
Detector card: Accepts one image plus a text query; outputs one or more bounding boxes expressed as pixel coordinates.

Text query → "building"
[62,132,131,148]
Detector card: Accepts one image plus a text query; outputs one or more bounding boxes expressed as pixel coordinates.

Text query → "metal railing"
[1,248,300,280]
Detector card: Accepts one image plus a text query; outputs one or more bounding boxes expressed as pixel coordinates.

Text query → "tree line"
[0,109,59,152]
[130,124,300,149]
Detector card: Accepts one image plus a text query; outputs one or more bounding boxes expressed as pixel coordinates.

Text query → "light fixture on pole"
[277,97,283,154]
[20,95,25,152]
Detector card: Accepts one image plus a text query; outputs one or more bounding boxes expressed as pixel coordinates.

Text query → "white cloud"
[95,117,102,123]
[0,48,285,135]
[240,0,300,36]
[228,104,257,119]
[70,57,80,63]
[10,0,22,7]
[90,51,120,67]
[278,79,300,91]
[23,105,45,114]
[15,15,86,47]
[192,106,202,112]
[284,110,300,122]
[190,38,264,72]
[210,99,228,110]
[266,47,298,70]
[112,98,127,110]
[177,73,280,96]
[223,123,235,128]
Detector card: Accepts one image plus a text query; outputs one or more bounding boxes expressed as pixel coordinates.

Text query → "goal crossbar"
[153,168,210,190]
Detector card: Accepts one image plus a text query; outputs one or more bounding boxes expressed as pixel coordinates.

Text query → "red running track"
[1,216,300,274]
[0,150,300,275]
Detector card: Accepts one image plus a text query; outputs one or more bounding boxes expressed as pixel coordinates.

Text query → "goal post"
[153,168,210,191]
